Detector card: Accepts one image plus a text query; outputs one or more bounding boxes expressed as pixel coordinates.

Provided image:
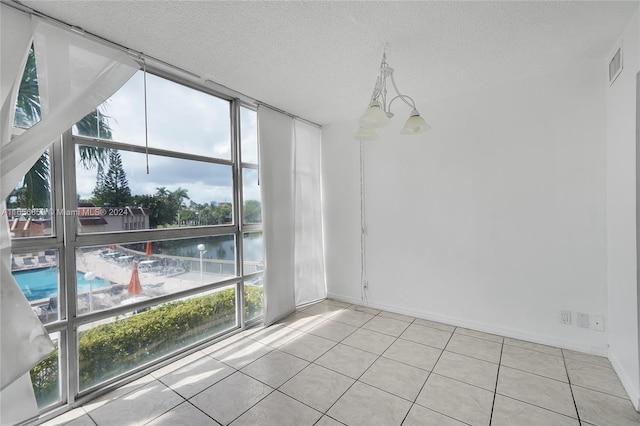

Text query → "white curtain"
[258,106,297,325]
[0,5,138,423]
[0,5,32,146]
[1,18,139,198]
[294,120,327,305]
[258,107,326,324]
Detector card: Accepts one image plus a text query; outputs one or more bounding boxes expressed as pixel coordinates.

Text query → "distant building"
[6,205,151,236]
[6,211,51,238]
[77,206,151,232]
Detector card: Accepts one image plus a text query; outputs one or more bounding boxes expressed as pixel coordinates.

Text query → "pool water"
[12,268,108,302]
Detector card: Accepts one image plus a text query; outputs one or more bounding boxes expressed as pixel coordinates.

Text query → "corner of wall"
[611,351,640,410]
[607,5,640,410]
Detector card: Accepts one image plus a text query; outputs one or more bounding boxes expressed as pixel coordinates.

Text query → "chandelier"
[355,52,430,140]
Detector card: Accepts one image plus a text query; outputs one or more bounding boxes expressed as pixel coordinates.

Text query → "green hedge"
[31,286,263,403]
[30,344,59,407]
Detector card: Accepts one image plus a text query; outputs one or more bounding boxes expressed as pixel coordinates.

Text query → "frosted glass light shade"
[354,126,379,140]
[401,110,430,135]
[360,101,390,127]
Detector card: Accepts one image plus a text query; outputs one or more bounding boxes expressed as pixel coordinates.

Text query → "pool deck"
[13,249,232,320]
[11,253,57,272]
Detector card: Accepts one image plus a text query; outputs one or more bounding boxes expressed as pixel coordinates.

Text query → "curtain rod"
[4,0,321,129]
[256,103,322,129]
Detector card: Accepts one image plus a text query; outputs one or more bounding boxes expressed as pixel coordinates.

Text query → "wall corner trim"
[610,351,640,410]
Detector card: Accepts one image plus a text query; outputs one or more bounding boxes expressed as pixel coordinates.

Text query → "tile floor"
[42,299,640,426]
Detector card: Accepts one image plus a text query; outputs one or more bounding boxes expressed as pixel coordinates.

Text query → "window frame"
[8,67,264,414]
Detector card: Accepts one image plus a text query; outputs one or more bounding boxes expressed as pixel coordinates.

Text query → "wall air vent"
[609,43,623,86]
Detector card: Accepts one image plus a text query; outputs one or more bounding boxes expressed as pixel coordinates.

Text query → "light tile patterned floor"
[42,299,640,426]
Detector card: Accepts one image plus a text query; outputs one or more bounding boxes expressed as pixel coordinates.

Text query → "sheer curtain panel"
[294,120,327,305]
[0,5,32,146]
[0,5,138,423]
[258,106,297,325]
[1,18,139,198]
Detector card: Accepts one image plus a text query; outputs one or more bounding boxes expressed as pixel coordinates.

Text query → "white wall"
[607,9,640,409]
[322,121,363,298]
[323,60,609,354]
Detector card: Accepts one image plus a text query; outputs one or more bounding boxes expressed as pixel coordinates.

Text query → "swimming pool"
[12,268,108,302]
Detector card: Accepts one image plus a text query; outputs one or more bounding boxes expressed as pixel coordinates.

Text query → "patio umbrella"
[145,242,153,257]
[128,261,142,295]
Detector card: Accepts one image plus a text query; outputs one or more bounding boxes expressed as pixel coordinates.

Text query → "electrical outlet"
[589,315,605,331]
[560,310,571,325]
[577,312,590,328]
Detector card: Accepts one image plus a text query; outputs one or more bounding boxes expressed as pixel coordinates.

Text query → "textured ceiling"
[17,1,640,125]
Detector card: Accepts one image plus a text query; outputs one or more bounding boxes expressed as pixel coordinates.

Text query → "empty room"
[1,1,639,425]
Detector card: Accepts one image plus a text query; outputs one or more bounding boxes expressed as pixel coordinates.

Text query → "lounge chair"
[22,258,35,267]
[37,255,49,265]
[41,297,58,322]
[11,257,19,270]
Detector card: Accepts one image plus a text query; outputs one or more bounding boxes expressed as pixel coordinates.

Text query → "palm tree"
[9,46,112,210]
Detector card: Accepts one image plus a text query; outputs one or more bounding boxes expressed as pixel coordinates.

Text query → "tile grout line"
[569,383,632,400]
[179,348,276,424]
[497,362,571,385]
[206,324,339,418]
[272,310,428,419]
[438,346,501,366]
[312,413,347,426]
[173,345,343,425]
[212,304,377,425]
[215,372,278,426]
[45,300,589,426]
[562,350,583,425]
[83,378,185,426]
[317,308,416,420]
[84,410,99,426]
[164,360,239,402]
[272,322,359,426]
[223,357,327,423]
[183,399,224,426]
[138,385,186,426]
[163,319,586,426]
[399,325,457,426]
[501,342,565,358]
[83,300,605,426]
[494,393,581,422]
[488,337,505,426]
[424,371,499,395]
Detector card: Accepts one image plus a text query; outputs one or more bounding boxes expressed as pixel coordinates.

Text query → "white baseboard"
[327,292,608,356]
[609,352,640,410]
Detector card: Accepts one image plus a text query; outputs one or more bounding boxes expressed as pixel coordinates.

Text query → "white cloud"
[75,71,260,207]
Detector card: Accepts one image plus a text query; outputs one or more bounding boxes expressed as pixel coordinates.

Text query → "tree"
[177,208,196,226]
[9,46,113,210]
[91,150,131,207]
[217,203,233,224]
[7,156,50,212]
[132,187,189,228]
[14,45,40,129]
[243,200,262,223]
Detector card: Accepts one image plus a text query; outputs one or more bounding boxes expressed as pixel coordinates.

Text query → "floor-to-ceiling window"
[8,57,263,413]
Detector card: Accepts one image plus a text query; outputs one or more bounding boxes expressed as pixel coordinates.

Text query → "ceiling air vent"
[609,43,623,86]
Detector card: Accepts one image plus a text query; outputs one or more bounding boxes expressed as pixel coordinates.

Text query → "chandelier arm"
[388,94,416,113]
[381,77,388,111]
[369,76,383,103]
[389,73,416,109]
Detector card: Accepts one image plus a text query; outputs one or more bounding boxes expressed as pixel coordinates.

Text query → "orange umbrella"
[145,242,153,257]
[128,261,142,295]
